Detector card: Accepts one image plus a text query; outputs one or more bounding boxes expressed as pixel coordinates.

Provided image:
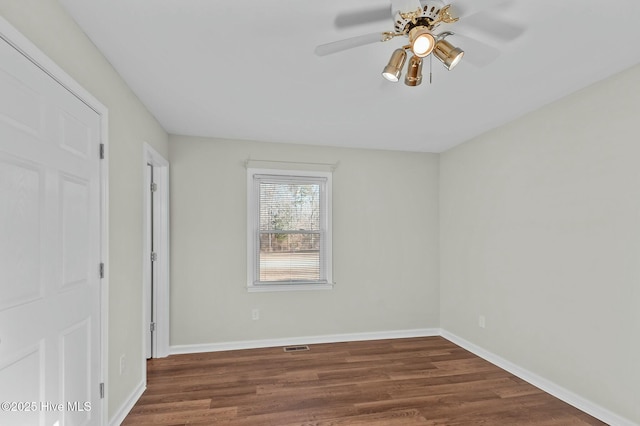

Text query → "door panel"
[0,156,43,311]
[60,175,90,289]
[60,319,92,425]
[0,343,45,425]
[0,66,42,136]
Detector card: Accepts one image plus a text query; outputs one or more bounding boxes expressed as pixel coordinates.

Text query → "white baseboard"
[441,330,637,426]
[108,379,145,426]
[170,328,440,355]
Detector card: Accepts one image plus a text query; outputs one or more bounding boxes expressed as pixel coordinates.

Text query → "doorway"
[143,143,169,359]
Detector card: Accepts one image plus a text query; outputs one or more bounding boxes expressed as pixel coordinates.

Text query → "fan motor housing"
[394,0,446,33]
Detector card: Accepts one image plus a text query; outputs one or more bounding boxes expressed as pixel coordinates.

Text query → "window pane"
[259,233,321,282]
[259,182,320,231]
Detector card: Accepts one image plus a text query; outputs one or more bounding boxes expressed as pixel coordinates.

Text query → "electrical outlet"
[252,309,260,321]
[478,315,486,329]
[119,354,126,375]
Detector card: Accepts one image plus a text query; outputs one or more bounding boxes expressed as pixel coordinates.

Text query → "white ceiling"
[58,0,640,153]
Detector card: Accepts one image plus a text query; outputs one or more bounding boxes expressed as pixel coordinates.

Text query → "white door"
[0,34,102,426]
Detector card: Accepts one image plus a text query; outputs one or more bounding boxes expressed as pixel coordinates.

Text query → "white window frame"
[247,167,333,292]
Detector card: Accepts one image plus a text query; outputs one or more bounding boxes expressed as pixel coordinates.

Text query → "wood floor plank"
[123,336,606,425]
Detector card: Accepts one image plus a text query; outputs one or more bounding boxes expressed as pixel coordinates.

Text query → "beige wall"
[0,0,169,421]
[169,136,440,345]
[440,64,640,424]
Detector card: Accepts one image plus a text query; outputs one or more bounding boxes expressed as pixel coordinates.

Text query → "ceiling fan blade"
[333,0,420,29]
[449,0,512,19]
[334,6,391,29]
[458,12,524,42]
[449,33,500,68]
[391,0,422,14]
[315,33,385,57]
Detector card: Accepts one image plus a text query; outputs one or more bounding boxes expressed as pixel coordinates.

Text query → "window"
[247,168,332,292]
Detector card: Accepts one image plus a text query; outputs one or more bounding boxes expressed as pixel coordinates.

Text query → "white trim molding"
[441,330,637,426]
[247,283,334,293]
[170,328,440,355]
[142,142,171,359]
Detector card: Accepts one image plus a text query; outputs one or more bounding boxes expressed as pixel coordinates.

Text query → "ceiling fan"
[315,0,523,86]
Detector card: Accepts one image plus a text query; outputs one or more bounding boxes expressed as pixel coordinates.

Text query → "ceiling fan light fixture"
[408,26,435,58]
[382,49,407,82]
[434,39,464,70]
[404,55,423,86]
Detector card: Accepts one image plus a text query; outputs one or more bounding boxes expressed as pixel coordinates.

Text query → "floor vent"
[283,345,310,352]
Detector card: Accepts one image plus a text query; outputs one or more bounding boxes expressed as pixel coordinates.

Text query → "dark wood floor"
[122,336,606,425]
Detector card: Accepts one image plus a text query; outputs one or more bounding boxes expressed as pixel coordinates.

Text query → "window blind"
[254,174,327,284]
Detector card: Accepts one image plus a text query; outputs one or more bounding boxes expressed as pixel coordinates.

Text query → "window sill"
[247,283,334,293]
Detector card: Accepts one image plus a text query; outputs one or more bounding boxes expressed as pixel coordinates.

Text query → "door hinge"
[150,252,158,262]
[99,382,104,399]
[150,182,157,192]
[150,322,156,332]
[99,143,105,160]
[99,263,105,279]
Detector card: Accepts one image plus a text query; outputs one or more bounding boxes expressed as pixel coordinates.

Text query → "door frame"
[0,15,109,425]
[142,143,170,360]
